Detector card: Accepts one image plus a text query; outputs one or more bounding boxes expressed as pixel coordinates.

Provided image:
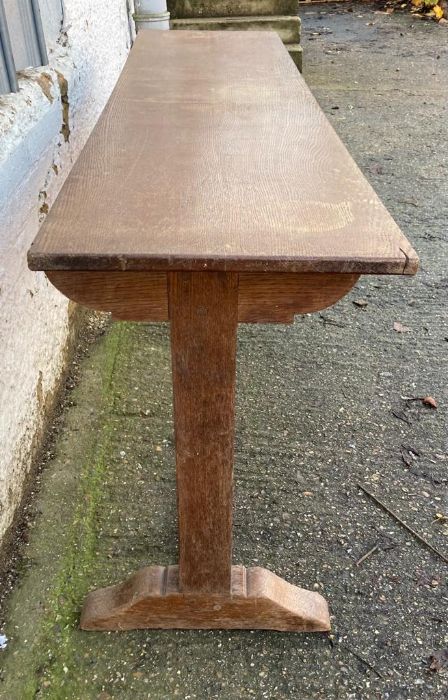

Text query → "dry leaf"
[428,649,448,672]
[393,321,410,333]
[353,299,368,308]
[422,396,437,408]
[434,4,444,18]
[433,512,448,524]
[416,572,441,587]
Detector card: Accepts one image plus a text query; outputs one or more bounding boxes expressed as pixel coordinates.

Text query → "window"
[0,0,49,94]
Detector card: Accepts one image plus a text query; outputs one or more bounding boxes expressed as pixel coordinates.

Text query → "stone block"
[288,43,302,72]
[167,1,299,18]
[171,15,301,44]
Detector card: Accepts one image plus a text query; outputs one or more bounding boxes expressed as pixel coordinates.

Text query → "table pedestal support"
[80,272,330,632]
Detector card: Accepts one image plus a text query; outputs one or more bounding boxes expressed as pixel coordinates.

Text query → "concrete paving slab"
[0,4,447,699]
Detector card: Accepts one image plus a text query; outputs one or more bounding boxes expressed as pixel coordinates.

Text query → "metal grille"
[0,0,48,94]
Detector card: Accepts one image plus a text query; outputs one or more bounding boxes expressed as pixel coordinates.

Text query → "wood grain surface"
[80,565,331,631]
[169,272,238,593]
[47,270,360,322]
[47,271,168,321]
[237,271,360,322]
[28,31,418,275]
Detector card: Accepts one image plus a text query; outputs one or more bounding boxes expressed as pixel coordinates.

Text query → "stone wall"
[168,1,299,16]
[167,0,302,70]
[0,0,134,547]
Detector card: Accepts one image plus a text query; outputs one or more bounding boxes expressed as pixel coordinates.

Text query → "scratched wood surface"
[169,272,238,593]
[28,31,417,275]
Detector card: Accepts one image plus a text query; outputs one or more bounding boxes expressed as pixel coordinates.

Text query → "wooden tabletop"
[28,31,418,275]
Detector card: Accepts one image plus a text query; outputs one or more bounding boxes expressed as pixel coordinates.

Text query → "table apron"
[46,270,360,324]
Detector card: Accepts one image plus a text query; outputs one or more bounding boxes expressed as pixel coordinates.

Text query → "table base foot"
[80,565,330,632]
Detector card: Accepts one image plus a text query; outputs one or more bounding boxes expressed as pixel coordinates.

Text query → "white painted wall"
[0,0,135,545]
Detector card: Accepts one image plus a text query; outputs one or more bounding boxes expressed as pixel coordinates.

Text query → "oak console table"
[28,31,418,633]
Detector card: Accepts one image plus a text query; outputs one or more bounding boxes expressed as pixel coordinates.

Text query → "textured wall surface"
[0,0,134,545]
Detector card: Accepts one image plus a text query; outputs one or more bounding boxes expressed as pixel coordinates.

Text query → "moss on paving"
[0,323,127,698]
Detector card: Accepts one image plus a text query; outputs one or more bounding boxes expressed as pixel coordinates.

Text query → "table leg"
[80,272,330,632]
[170,271,237,595]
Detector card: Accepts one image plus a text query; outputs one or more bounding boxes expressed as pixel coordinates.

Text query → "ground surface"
[0,5,447,699]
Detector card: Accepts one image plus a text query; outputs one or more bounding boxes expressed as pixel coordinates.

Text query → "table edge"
[27,250,419,276]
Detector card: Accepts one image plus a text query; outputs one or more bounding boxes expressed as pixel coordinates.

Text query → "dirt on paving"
[0,4,447,699]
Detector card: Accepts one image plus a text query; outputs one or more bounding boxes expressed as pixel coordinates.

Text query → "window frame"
[0,0,48,95]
